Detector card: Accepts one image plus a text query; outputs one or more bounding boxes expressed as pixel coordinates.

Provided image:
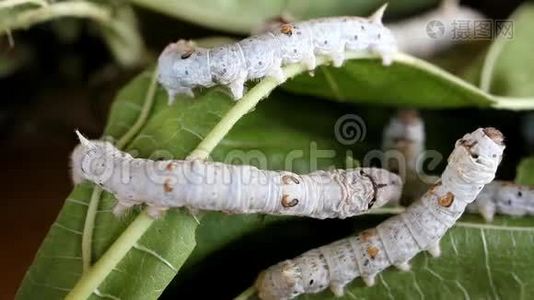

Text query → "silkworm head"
[358,168,403,209]
[255,261,303,300]
[71,142,90,184]
[495,185,528,216]
[74,131,120,184]
[453,128,505,187]
[157,40,210,93]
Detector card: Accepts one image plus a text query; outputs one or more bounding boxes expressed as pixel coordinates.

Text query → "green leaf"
[515,157,534,185]
[479,3,534,97]
[282,53,534,109]
[129,0,438,34]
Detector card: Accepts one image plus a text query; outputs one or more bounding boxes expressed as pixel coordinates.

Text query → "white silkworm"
[254,128,504,300]
[381,109,425,175]
[389,0,484,57]
[157,4,397,102]
[72,131,402,219]
[381,112,533,223]
[466,181,534,222]
[381,109,428,205]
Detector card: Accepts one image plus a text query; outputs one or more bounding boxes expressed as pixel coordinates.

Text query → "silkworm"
[381,109,428,206]
[389,0,484,57]
[466,181,534,222]
[381,109,425,175]
[381,112,532,223]
[254,128,504,300]
[157,4,397,103]
[72,131,402,219]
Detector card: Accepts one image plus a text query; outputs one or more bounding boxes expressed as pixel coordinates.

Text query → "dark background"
[0,0,528,299]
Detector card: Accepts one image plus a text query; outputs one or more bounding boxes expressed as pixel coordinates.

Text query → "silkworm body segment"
[255,128,505,300]
[73,131,402,219]
[157,4,397,102]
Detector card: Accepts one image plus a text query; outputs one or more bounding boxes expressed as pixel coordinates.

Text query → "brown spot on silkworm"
[166,162,177,171]
[282,174,300,184]
[360,229,376,242]
[181,50,194,59]
[438,192,455,207]
[367,246,379,259]
[483,127,504,145]
[461,140,478,149]
[178,40,196,59]
[164,179,174,193]
[460,139,479,160]
[280,23,294,36]
[281,195,299,208]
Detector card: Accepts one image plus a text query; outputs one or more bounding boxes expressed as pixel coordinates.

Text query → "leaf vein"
[66,198,89,206]
[53,222,83,235]
[133,243,177,272]
[94,288,122,300]
[480,229,499,300]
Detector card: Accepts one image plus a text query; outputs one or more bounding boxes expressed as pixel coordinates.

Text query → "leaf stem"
[67,211,155,300]
[80,70,159,274]
[492,96,534,110]
[479,35,507,92]
[81,188,103,272]
[0,0,48,10]
[234,285,256,300]
[117,70,159,149]
[0,1,111,29]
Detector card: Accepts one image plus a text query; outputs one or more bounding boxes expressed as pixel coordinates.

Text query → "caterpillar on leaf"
[157,4,397,103]
[382,110,533,223]
[254,128,504,300]
[71,131,402,219]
